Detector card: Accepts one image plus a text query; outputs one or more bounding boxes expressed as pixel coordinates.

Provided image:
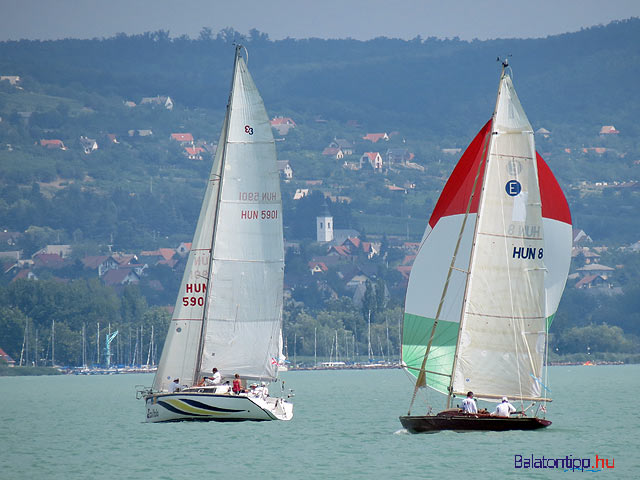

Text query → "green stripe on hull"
[402,313,459,395]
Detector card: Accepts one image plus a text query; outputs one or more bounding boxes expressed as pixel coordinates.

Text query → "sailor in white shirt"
[204,368,222,385]
[461,391,478,414]
[168,378,181,393]
[492,397,516,417]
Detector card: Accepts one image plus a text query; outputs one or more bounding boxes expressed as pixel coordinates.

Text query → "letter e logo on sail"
[505,180,521,196]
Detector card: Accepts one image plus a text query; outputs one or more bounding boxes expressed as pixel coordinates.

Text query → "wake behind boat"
[399,60,572,433]
[139,45,293,423]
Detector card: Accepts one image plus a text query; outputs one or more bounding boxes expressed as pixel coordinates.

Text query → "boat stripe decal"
[159,399,239,416]
[181,398,246,413]
[157,400,208,416]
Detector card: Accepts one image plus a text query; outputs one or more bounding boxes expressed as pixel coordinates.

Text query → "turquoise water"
[1,365,638,479]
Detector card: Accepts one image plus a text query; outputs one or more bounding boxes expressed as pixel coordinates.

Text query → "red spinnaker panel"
[429,120,491,228]
[537,152,572,225]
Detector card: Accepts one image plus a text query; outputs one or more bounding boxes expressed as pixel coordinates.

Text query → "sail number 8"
[245,125,254,135]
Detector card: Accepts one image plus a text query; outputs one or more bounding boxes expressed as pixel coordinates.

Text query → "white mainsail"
[451,74,546,401]
[153,48,283,391]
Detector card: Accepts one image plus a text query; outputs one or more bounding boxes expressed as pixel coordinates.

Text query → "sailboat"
[140,45,293,422]
[399,60,572,433]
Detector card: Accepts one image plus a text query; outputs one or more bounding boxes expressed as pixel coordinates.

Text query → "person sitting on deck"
[204,368,222,386]
[492,397,516,417]
[461,391,478,414]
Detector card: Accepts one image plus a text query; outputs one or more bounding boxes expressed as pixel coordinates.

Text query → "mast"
[367,310,372,361]
[193,44,243,384]
[82,323,87,368]
[51,320,55,367]
[97,322,100,365]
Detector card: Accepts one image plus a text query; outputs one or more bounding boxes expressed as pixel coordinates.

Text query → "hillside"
[0,20,639,366]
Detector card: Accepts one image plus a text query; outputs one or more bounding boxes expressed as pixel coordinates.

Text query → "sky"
[0,0,639,42]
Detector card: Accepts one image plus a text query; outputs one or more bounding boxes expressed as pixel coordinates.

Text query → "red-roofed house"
[328,245,351,257]
[141,248,178,268]
[40,139,66,150]
[12,269,37,282]
[185,146,204,160]
[0,347,16,366]
[102,268,140,286]
[575,274,611,289]
[33,253,66,269]
[599,125,619,135]
[171,133,194,144]
[308,261,329,274]
[322,147,344,160]
[270,117,296,135]
[82,255,119,277]
[362,133,389,143]
[361,152,383,171]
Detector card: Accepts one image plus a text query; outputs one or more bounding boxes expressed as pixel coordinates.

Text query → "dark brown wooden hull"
[400,412,551,434]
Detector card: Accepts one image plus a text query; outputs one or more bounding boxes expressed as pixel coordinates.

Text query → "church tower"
[316,201,334,243]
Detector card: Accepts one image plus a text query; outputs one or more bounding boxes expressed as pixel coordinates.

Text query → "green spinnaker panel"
[402,313,459,395]
[546,314,555,331]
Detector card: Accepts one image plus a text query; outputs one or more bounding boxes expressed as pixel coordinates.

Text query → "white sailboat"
[140,45,293,422]
[399,60,572,433]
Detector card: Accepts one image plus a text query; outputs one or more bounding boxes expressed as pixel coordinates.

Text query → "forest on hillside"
[0,20,639,367]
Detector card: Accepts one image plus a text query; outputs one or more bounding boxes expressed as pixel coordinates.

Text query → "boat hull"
[144,392,293,423]
[400,412,551,433]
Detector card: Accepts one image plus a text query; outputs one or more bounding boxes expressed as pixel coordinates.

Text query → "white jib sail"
[452,74,546,401]
[198,54,284,381]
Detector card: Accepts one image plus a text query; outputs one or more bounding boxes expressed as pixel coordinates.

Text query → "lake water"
[1,365,638,479]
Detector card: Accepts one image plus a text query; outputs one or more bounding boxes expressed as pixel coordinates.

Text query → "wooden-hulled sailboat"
[399,61,572,433]
[140,45,293,422]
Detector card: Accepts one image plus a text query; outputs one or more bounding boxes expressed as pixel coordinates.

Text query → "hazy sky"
[1,0,639,42]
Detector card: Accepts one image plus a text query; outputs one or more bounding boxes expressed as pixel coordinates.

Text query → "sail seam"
[477,232,542,240]
[464,312,545,320]
[491,153,533,160]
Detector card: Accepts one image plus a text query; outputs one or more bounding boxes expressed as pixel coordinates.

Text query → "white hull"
[144,390,293,423]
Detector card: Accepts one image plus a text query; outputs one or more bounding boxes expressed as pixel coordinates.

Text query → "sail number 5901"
[240,209,278,220]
